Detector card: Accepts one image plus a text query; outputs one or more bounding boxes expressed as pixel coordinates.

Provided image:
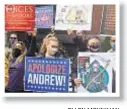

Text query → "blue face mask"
[110,42,115,51]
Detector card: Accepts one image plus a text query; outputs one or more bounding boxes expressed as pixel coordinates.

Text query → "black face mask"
[13,48,21,58]
[89,45,100,52]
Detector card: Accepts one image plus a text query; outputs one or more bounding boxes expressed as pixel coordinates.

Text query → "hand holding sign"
[74,78,82,87]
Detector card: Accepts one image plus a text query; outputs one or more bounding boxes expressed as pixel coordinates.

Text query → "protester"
[6,29,37,92]
[67,29,88,52]
[8,33,18,48]
[71,36,102,88]
[67,29,88,87]
[6,32,18,61]
[107,36,116,52]
[39,34,68,58]
[87,36,101,52]
[107,36,116,92]
[37,33,75,92]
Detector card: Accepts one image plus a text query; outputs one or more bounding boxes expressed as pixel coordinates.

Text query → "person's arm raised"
[26,28,37,56]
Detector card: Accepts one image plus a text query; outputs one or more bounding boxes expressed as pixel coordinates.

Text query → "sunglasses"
[9,37,17,39]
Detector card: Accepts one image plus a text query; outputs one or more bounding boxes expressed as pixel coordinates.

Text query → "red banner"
[5,5,35,31]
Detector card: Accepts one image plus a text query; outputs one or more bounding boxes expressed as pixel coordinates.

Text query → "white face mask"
[50,48,58,55]
[85,64,89,69]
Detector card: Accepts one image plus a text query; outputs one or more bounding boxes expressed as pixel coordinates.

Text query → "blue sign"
[35,6,53,28]
[24,57,70,92]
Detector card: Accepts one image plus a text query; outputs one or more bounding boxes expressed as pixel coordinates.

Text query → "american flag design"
[24,57,71,93]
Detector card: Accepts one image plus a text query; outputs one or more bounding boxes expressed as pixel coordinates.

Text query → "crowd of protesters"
[5,28,116,93]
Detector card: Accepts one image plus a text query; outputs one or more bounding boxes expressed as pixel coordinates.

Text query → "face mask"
[76,30,83,36]
[13,48,21,58]
[9,38,17,47]
[93,68,98,72]
[89,45,100,52]
[110,42,115,51]
[50,48,58,56]
[85,64,89,69]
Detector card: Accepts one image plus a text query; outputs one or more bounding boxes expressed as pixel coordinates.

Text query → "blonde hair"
[5,47,10,59]
[5,47,13,61]
[40,34,59,54]
[12,41,26,65]
[5,57,9,87]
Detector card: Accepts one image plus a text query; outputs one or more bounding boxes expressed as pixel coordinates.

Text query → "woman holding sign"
[39,34,68,58]
[37,34,74,92]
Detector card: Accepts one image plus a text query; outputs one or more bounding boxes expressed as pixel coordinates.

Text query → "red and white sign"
[5,5,35,31]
